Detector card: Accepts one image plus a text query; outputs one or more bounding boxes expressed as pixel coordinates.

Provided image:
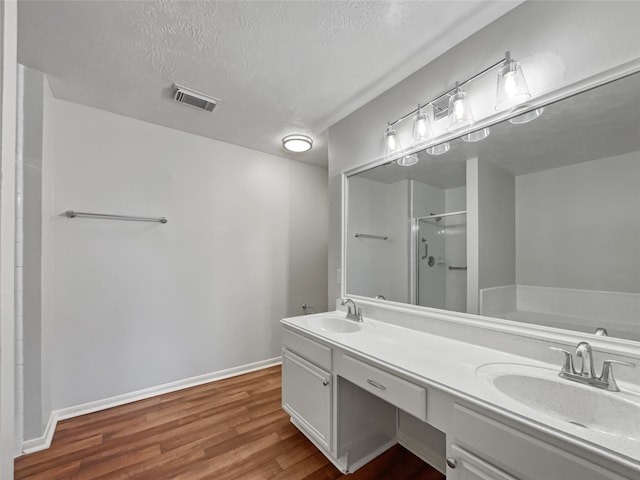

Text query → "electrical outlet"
[337,268,341,284]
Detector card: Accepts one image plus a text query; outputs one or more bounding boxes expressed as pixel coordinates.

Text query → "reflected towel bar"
[417,210,467,221]
[354,233,389,240]
[65,210,168,224]
[448,266,467,270]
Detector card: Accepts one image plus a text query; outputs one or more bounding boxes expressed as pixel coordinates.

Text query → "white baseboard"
[21,412,57,455]
[20,357,281,455]
[398,431,446,474]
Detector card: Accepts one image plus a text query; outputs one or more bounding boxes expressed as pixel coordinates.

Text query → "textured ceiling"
[17,1,521,166]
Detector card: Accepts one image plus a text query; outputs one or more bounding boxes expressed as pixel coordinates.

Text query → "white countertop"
[281,311,640,473]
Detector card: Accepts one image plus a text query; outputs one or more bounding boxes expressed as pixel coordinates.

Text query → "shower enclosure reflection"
[345,70,640,342]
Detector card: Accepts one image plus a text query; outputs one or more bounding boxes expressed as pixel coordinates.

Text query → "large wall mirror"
[345,69,640,342]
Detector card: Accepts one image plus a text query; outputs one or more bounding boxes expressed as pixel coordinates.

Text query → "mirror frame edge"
[339,57,640,356]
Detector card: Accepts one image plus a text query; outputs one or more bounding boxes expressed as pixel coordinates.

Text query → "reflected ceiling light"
[282,134,313,153]
[509,107,544,125]
[495,51,531,111]
[447,82,474,132]
[383,122,403,159]
[396,154,419,167]
[426,142,450,156]
[462,127,491,143]
[411,105,433,146]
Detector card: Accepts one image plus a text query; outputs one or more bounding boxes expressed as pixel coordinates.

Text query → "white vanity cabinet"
[281,319,639,479]
[281,330,333,452]
[282,349,332,450]
[447,404,631,480]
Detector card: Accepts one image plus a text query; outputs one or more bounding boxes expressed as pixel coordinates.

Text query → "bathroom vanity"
[282,61,640,479]
[281,310,639,479]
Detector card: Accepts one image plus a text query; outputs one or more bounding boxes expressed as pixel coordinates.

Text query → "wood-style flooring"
[15,365,445,479]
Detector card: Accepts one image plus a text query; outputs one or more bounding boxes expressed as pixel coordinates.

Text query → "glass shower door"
[415,212,467,312]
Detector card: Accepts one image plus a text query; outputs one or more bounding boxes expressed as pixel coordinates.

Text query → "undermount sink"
[303,315,362,333]
[477,363,640,441]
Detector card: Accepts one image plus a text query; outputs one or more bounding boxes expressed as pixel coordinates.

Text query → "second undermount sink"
[477,363,640,441]
[303,315,362,333]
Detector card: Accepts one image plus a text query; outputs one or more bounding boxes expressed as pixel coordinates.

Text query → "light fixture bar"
[389,56,507,127]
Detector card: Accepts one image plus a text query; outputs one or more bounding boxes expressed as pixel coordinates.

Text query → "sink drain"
[568,421,588,429]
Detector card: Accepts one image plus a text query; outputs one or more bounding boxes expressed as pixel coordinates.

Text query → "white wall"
[328,1,640,307]
[444,186,466,312]
[43,98,328,410]
[477,160,515,291]
[516,151,640,293]
[21,66,45,441]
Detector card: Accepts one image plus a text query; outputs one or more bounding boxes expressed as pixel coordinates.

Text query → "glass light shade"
[383,124,403,158]
[495,53,531,111]
[426,141,450,156]
[462,127,491,143]
[509,107,544,125]
[282,134,313,152]
[397,154,419,167]
[411,107,433,146]
[447,85,474,132]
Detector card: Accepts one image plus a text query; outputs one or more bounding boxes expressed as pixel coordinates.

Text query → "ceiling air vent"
[173,84,220,112]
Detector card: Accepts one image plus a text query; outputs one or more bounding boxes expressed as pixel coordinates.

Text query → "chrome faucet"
[576,342,596,378]
[341,298,363,322]
[550,342,635,392]
[594,327,608,336]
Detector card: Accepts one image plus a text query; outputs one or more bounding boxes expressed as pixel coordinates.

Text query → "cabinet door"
[282,349,332,450]
[447,444,518,480]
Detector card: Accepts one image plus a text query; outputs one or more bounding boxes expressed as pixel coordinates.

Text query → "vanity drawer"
[283,329,332,371]
[337,353,426,421]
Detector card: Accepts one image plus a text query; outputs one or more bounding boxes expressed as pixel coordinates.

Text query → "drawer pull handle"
[322,380,329,386]
[446,457,457,469]
[366,379,386,390]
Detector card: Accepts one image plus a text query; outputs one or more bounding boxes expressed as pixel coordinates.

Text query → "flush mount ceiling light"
[282,134,313,153]
[495,51,531,111]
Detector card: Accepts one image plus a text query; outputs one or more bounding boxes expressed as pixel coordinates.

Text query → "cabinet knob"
[446,457,457,469]
[322,380,329,386]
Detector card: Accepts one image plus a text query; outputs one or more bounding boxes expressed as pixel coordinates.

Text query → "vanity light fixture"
[396,154,419,167]
[412,105,433,146]
[426,142,450,156]
[495,51,532,111]
[447,82,475,132]
[509,107,544,125]
[383,122,403,159]
[282,134,313,153]
[462,127,491,143]
[382,50,534,158]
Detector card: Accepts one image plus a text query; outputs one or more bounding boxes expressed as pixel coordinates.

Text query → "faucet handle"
[549,347,576,374]
[599,360,636,392]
